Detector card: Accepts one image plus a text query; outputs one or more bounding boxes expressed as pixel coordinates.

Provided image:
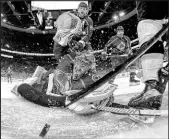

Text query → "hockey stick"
[92,105,168,116]
[66,23,169,107]
[108,54,128,57]
[75,49,104,56]
[82,50,128,57]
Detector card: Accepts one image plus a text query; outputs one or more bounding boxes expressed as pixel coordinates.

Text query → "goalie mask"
[73,52,96,80]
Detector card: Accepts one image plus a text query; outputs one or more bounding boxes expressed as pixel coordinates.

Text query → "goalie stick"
[91,104,168,117]
[66,22,169,107]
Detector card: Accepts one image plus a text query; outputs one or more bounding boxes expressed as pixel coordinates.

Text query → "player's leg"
[128,20,165,110]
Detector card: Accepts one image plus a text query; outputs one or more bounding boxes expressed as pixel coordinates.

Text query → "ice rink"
[1,76,168,139]
[1,76,145,98]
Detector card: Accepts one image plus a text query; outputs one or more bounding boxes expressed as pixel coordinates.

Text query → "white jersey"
[137,19,164,46]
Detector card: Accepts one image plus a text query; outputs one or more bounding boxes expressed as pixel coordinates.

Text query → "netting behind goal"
[53,12,82,46]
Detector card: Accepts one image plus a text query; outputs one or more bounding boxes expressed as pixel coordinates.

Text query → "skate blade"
[128,115,155,124]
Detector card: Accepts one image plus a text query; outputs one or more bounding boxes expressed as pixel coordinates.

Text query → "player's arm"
[125,36,132,54]
[105,36,117,48]
[101,36,117,59]
[78,17,93,47]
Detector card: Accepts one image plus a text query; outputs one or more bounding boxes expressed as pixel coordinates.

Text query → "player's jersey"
[105,35,131,55]
[136,1,168,21]
[80,16,93,42]
[70,11,93,43]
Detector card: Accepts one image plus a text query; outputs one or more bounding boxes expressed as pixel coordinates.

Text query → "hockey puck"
[39,123,50,138]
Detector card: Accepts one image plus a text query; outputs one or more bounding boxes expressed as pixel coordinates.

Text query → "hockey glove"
[75,40,85,51]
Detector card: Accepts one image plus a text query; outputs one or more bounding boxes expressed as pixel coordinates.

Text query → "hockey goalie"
[12,3,116,115]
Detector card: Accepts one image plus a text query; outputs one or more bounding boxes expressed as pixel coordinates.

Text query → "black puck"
[39,123,50,138]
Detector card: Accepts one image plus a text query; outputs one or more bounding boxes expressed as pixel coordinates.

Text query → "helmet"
[78,2,88,9]
[116,26,124,32]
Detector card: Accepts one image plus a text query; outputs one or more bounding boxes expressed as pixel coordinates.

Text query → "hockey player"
[6,66,12,83]
[128,1,168,111]
[102,26,132,67]
[102,26,140,85]
[44,2,95,95]
[70,2,93,50]
[53,2,93,62]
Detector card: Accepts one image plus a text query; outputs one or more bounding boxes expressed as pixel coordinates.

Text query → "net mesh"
[53,12,82,46]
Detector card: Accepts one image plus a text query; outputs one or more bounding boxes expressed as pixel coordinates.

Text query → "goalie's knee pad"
[141,53,164,82]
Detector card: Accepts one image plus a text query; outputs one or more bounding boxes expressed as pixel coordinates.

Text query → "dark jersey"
[136,1,168,21]
[105,35,131,55]
[80,16,93,42]
[70,11,93,43]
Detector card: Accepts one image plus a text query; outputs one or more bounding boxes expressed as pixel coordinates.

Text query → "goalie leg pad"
[141,53,164,82]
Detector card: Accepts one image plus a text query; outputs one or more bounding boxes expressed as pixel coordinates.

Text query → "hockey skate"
[129,62,168,110]
[128,80,163,110]
[128,79,164,124]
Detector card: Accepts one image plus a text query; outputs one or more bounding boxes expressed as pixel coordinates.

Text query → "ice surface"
[1,76,168,139]
[1,76,144,99]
